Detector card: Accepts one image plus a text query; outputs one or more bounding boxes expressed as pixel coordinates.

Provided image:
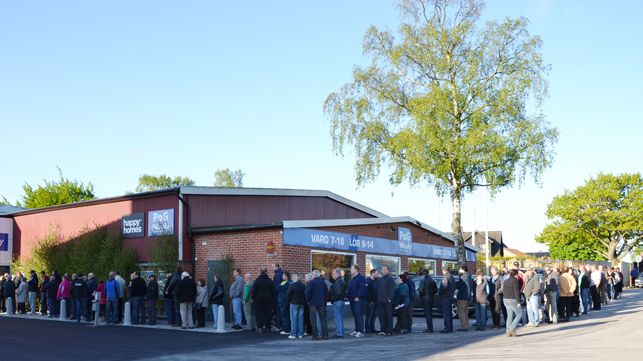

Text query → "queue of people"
[0,261,632,339]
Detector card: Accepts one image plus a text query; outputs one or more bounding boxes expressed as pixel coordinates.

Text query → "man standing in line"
[375,266,396,336]
[242,272,256,331]
[523,267,541,327]
[404,271,416,331]
[163,271,175,326]
[364,269,378,334]
[578,265,591,314]
[329,268,346,338]
[27,270,38,315]
[455,266,472,332]
[501,269,521,337]
[272,263,284,331]
[488,266,503,329]
[590,265,602,310]
[39,271,49,316]
[145,274,159,325]
[71,273,90,322]
[544,266,559,323]
[251,268,275,334]
[558,267,577,322]
[438,266,455,333]
[474,270,489,331]
[347,264,366,338]
[86,273,98,321]
[419,268,437,333]
[230,268,244,330]
[105,272,120,324]
[305,270,328,340]
[114,272,126,323]
[129,272,147,325]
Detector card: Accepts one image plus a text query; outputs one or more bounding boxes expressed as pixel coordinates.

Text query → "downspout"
[177,192,194,271]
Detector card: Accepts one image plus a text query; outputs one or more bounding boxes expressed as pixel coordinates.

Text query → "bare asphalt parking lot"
[1,288,642,361]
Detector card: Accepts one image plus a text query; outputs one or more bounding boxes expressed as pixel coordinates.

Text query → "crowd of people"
[0,261,635,339]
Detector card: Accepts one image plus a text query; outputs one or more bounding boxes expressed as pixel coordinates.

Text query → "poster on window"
[148,209,174,237]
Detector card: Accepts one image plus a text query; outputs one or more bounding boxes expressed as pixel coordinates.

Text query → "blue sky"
[1,1,641,252]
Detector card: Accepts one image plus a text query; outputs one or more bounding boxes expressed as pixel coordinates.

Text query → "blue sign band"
[283,228,475,262]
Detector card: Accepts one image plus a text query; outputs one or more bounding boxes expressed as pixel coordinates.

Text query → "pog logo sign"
[0,233,8,251]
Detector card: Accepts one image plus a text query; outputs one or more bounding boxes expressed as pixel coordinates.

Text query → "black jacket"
[365,277,377,303]
[209,279,224,304]
[44,279,59,300]
[27,275,39,293]
[287,281,306,305]
[146,280,159,300]
[438,274,455,299]
[489,275,503,301]
[375,274,396,303]
[3,279,16,299]
[129,277,147,298]
[419,276,437,301]
[72,279,89,299]
[177,277,197,303]
[163,275,174,299]
[329,278,346,303]
[251,273,275,302]
[87,278,98,296]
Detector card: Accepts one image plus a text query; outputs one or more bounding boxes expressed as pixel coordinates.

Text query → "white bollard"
[123,301,131,325]
[60,299,67,320]
[93,292,101,326]
[6,297,14,315]
[215,305,226,333]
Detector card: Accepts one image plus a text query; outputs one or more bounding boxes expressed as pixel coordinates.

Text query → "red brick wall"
[193,228,283,281]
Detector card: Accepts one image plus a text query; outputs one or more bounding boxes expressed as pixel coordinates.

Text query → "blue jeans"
[289,304,304,337]
[74,297,88,322]
[232,297,243,326]
[527,295,540,325]
[131,296,145,324]
[475,303,487,329]
[211,303,221,328]
[366,302,377,333]
[332,301,344,336]
[48,298,58,317]
[606,284,613,301]
[165,298,175,324]
[580,288,590,314]
[106,298,119,323]
[350,299,364,333]
[503,299,521,333]
[279,300,290,332]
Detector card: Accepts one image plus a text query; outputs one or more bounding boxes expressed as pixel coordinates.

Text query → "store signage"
[0,233,7,251]
[283,228,470,261]
[122,213,145,238]
[148,209,174,237]
[397,227,412,255]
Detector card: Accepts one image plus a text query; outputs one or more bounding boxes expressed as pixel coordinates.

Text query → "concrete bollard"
[215,305,226,333]
[93,292,101,326]
[6,297,14,315]
[60,299,67,320]
[123,301,131,326]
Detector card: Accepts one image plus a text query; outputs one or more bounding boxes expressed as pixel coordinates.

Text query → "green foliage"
[135,174,196,193]
[536,173,643,265]
[0,195,11,205]
[11,225,139,281]
[18,168,95,208]
[323,0,557,265]
[214,168,244,187]
[149,235,178,274]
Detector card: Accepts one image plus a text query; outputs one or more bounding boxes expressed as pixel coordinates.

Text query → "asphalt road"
[1,288,642,361]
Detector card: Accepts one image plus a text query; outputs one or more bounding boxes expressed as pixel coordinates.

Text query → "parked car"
[410,275,475,318]
[635,274,643,288]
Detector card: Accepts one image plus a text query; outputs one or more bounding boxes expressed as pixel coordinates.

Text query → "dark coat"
[488,275,503,302]
[177,276,197,303]
[347,273,366,301]
[251,273,275,302]
[129,277,147,298]
[209,278,225,304]
[87,278,98,296]
[329,278,346,303]
[287,281,306,305]
[419,275,437,301]
[375,274,396,303]
[305,277,328,307]
[71,279,89,299]
[44,279,59,300]
[365,277,377,303]
[27,274,38,293]
[146,280,159,300]
[3,279,16,299]
[163,275,174,299]
[438,274,455,299]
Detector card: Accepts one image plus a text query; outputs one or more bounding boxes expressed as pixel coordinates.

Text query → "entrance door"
[207,260,231,322]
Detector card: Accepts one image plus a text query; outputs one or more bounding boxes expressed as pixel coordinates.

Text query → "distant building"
[526,251,550,259]
[503,247,529,258]
[463,231,505,257]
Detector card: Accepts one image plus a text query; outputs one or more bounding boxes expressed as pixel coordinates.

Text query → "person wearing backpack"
[209,274,224,329]
[419,268,437,333]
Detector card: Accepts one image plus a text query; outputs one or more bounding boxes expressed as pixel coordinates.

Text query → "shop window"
[443,261,460,273]
[366,255,401,275]
[311,251,355,283]
[409,258,436,276]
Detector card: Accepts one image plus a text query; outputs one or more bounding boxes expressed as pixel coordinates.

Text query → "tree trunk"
[451,191,467,267]
[608,241,618,267]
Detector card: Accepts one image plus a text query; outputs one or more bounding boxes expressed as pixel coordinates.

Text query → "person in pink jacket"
[57,274,71,318]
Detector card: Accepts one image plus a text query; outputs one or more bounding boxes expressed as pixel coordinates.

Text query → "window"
[366,255,401,275]
[311,251,355,283]
[443,261,459,273]
[409,258,436,276]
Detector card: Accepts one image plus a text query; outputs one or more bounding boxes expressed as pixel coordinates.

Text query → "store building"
[0,186,477,278]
